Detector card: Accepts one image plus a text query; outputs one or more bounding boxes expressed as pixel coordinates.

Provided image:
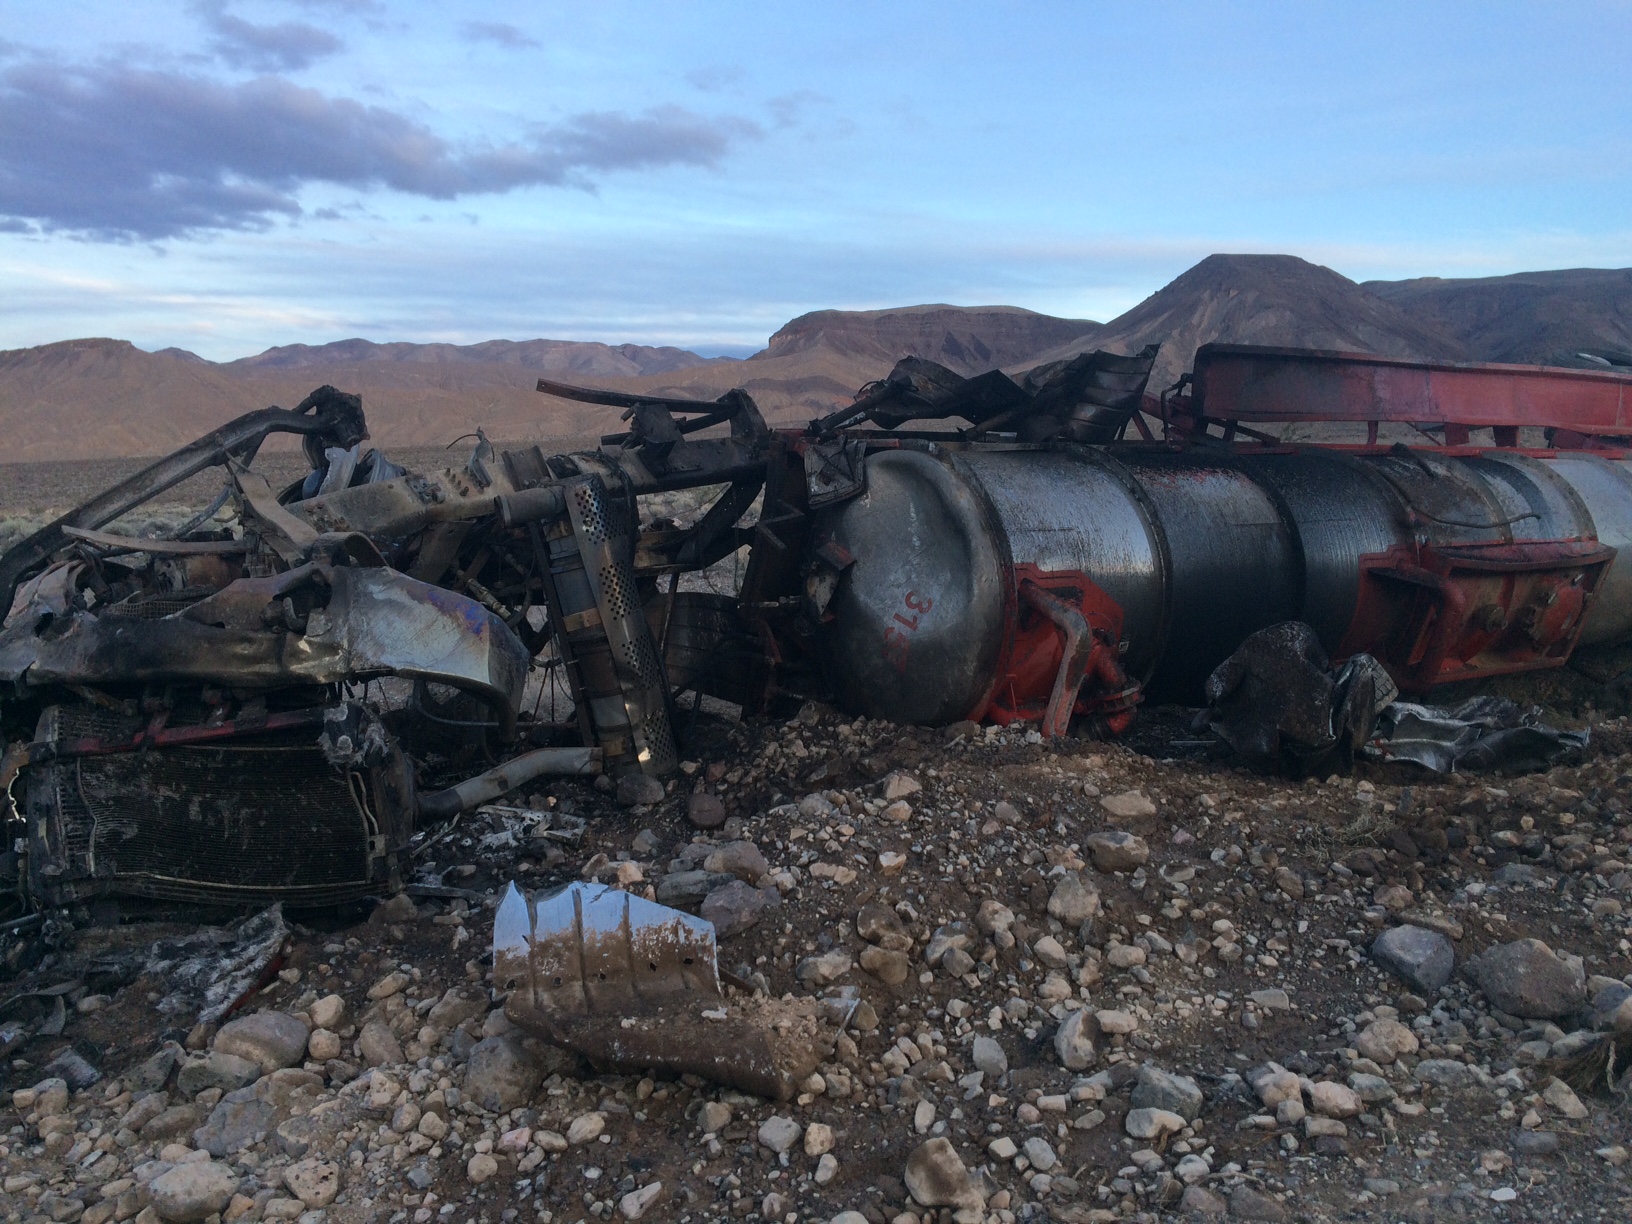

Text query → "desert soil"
[2,479,1631,1224]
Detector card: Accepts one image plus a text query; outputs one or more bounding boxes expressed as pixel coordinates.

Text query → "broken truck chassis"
[3,343,1632,917]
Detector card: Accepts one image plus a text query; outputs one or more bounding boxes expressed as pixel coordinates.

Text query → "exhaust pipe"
[417,746,601,821]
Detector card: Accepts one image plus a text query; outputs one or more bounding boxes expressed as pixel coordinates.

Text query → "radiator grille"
[78,745,370,890]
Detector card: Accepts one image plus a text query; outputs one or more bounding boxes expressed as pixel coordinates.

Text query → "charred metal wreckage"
[4,345,1632,934]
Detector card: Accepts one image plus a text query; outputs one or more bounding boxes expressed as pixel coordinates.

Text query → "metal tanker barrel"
[964,448,1307,700]
[816,441,1632,726]
[814,444,1317,720]
[1528,454,1632,645]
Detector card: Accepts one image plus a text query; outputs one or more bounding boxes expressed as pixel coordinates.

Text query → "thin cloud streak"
[459,22,540,50]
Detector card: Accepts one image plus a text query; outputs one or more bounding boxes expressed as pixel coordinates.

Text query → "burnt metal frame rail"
[0,392,367,614]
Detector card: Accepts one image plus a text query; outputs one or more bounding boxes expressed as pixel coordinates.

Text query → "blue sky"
[2,1,1629,360]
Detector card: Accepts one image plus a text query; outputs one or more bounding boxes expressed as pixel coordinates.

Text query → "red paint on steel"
[1337,539,1614,692]
[1189,344,1632,436]
[975,565,1140,733]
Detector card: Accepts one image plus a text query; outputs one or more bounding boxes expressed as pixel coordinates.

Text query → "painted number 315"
[882,591,934,673]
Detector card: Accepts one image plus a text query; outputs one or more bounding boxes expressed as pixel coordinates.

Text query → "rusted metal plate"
[1192,343,1632,432]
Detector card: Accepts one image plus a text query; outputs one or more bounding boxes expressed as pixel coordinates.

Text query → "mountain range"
[2,255,1629,461]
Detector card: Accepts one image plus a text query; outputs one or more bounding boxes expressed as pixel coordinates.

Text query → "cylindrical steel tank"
[815,442,1632,724]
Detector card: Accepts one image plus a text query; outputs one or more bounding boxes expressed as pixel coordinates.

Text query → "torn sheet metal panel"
[2,564,529,728]
[808,346,1159,441]
[497,882,837,1100]
[1202,622,1589,774]
[1204,622,1397,772]
[1367,697,1590,773]
[144,905,290,1024]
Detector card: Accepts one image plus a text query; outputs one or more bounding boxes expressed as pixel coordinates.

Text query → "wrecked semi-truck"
[0,389,599,913]
[4,344,1632,917]
[515,342,1632,743]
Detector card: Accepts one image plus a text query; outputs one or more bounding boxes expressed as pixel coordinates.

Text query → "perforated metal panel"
[573,483,614,545]
[562,476,677,776]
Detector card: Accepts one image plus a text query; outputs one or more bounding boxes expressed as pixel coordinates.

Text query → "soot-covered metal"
[5,343,1632,928]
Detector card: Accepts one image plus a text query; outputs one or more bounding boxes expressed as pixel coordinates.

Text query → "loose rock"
[757,1115,802,1154]
[464,1033,545,1111]
[686,793,726,829]
[176,1052,259,1098]
[1046,872,1101,926]
[1053,1009,1097,1070]
[616,773,665,806]
[212,1012,308,1075]
[307,995,345,1031]
[1100,790,1157,819]
[1371,925,1456,994]
[1180,1184,1228,1216]
[1125,1107,1186,1139]
[859,945,910,985]
[1229,1186,1289,1222]
[971,1035,1007,1076]
[567,1112,606,1145]
[1355,1018,1419,1065]
[703,840,769,882]
[1085,829,1150,871]
[618,1182,663,1219]
[357,1020,404,1068]
[193,1097,275,1157]
[1309,1081,1362,1118]
[1468,938,1587,1019]
[903,1137,985,1212]
[701,880,780,938]
[149,1162,239,1224]
[1130,1065,1203,1121]
[283,1161,340,1209]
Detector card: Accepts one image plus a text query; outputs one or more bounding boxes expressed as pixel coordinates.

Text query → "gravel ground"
[4,700,1632,1224]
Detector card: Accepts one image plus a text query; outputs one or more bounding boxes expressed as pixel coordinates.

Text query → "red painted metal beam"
[1190,344,1632,433]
